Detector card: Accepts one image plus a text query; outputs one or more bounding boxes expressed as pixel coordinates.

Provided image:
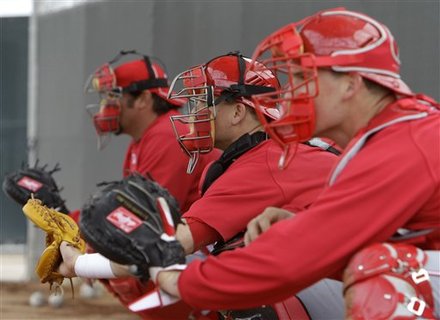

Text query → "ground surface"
[0,281,139,320]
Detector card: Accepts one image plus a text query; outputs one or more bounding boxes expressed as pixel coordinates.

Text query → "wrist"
[74,253,117,279]
[150,263,187,284]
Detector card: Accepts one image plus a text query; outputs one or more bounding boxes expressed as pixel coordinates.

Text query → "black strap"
[142,55,156,80]
[303,139,341,156]
[389,228,436,242]
[123,78,169,93]
[201,131,268,195]
[207,51,276,106]
[327,145,341,155]
[211,232,245,256]
[236,51,245,86]
[215,84,275,105]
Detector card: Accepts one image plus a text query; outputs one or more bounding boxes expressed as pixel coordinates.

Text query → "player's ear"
[231,102,247,125]
[136,91,153,109]
[343,72,363,100]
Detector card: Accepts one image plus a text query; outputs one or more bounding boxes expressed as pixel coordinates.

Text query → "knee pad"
[343,243,435,319]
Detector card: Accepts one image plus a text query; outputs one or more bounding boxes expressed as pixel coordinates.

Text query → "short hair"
[363,78,393,96]
[329,70,393,96]
[151,93,177,115]
[127,91,176,115]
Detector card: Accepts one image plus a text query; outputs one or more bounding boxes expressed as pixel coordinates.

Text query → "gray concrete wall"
[27,0,439,230]
[0,17,29,243]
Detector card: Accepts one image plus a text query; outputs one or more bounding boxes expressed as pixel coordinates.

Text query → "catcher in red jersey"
[84,50,220,213]
[145,8,439,320]
[79,50,220,320]
[57,52,343,319]
[166,52,342,319]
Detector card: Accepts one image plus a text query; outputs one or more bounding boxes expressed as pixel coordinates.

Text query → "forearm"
[175,186,418,310]
[176,215,347,311]
[176,222,195,255]
[157,271,182,298]
[110,260,132,277]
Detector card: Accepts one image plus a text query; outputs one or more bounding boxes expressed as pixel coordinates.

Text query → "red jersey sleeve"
[185,216,222,252]
[178,117,440,310]
[183,140,337,251]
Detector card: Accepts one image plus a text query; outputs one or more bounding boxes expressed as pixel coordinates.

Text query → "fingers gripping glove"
[22,197,86,287]
[79,173,186,308]
[3,161,69,213]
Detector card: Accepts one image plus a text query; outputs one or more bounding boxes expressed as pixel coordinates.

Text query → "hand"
[244,207,294,246]
[58,241,82,277]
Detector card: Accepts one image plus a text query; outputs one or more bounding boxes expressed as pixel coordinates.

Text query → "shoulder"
[336,115,439,185]
[407,113,440,181]
[368,112,438,156]
[146,112,177,138]
[265,140,338,170]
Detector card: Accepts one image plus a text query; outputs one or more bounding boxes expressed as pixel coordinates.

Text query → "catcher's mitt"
[3,161,69,213]
[22,196,85,287]
[80,173,185,279]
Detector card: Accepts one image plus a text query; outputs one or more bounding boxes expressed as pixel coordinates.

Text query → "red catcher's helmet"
[250,8,413,166]
[168,52,280,173]
[84,50,185,149]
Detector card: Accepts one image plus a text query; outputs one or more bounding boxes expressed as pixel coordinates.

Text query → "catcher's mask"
[250,7,414,168]
[168,51,280,173]
[84,50,185,149]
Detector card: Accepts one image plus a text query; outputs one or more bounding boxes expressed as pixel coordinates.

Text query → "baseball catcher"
[3,161,69,213]
[79,173,186,285]
[22,195,86,288]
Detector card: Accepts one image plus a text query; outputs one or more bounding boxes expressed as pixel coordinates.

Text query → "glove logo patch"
[18,176,43,192]
[106,206,142,233]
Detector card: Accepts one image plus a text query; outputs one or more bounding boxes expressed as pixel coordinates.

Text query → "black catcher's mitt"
[2,161,69,213]
[80,173,185,279]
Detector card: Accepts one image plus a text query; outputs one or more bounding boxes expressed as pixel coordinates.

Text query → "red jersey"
[178,98,440,310]
[123,109,220,212]
[108,109,220,320]
[184,139,338,248]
